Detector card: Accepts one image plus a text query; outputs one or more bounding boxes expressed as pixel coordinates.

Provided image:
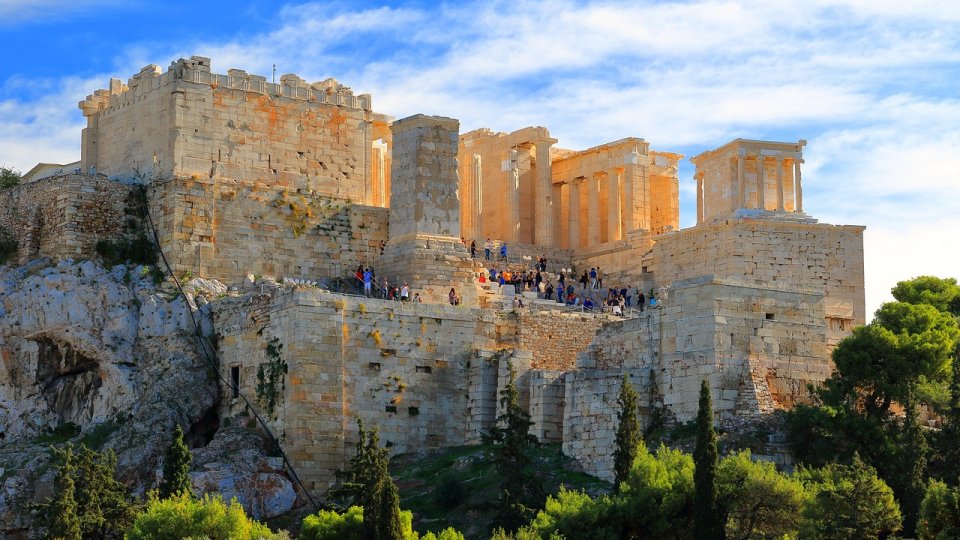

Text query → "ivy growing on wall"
[256,337,288,416]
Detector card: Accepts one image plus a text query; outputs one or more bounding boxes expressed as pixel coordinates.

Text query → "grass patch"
[390,443,610,539]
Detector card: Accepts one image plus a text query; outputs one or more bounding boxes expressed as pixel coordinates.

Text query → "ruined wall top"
[79,55,373,117]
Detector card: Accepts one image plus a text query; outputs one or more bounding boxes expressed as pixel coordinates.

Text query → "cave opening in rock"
[34,338,102,427]
[187,403,221,449]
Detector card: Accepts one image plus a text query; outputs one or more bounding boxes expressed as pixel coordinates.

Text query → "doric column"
[737,152,745,209]
[505,149,521,243]
[607,168,622,241]
[756,155,766,210]
[620,162,633,234]
[472,154,483,237]
[776,156,785,211]
[568,177,582,249]
[553,183,564,248]
[794,159,804,213]
[372,140,387,207]
[587,173,601,246]
[534,139,557,246]
[695,172,704,224]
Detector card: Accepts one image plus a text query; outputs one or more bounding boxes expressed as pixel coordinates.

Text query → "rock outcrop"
[0,259,295,535]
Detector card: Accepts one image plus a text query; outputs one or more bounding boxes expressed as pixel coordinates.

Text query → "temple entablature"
[691,139,809,225]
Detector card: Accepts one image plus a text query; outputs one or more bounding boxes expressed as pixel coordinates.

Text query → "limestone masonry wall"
[651,219,866,325]
[516,311,607,371]
[80,57,389,204]
[148,175,388,283]
[0,174,133,265]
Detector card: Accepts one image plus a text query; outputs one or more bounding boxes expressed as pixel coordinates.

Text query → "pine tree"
[159,424,193,499]
[693,380,723,540]
[487,361,544,532]
[897,387,928,537]
[614,373,642,489]
[47,446,82,540]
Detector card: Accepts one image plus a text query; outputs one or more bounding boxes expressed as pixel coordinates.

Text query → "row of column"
[695,155,804,225]
[564,168,634,249]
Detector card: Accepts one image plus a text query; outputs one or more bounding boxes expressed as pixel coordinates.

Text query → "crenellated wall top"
[78,55,373,118]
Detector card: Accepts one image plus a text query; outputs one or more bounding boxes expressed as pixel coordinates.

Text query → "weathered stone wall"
[515,310,608,371]
[214,289,502,492]
[650,218,866,325]
[80,57,391,204]
[148,175,389,283]
[0,174,133,265]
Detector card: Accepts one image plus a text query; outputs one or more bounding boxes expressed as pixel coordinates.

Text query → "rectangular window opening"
[368,362,381,371]
[415,365,433,374]
[408,406,420,416]
[385,405,397,413]
[230,366,240,398]
[765,313,775,320]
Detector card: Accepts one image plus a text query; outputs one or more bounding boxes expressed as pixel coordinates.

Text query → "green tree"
[716,451,806,540]
[918,480,960,540]
[0,166,19,190]
[614,374,642,490]
[158,424,192,499]
[486,361,545,532]
[797,455,902,539]
[47,446,82,540]
[128,492,280,540]
[693,381,722,540]
[892,275,960,316]
[331,420,403,540]
[38,444,136,539]
[376,472,403,540]
[298,505,420,540]
[894,388,929,537]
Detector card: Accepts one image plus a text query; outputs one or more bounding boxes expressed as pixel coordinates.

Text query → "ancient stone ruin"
[0,56,864,491]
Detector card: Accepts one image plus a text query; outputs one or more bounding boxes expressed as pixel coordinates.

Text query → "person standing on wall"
[485,238,492,260]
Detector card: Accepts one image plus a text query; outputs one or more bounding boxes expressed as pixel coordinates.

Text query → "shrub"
[298,505,418,540]
[127,492,279,540]
[0,166,19,190]
[95,231,157,267]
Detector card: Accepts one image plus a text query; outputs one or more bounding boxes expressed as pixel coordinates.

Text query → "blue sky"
[1,0,958,318]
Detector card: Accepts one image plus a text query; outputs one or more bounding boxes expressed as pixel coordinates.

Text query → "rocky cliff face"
[0,259,295,535]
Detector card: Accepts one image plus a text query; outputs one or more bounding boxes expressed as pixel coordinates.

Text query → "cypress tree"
[376,470,404,540]
[48,446,82,540]
[693,380,723,540]
[613,373,642,489]
[488,361,544,531]
[159,424,193,499]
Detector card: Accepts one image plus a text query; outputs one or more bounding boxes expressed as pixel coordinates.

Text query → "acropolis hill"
[0,56,864,497]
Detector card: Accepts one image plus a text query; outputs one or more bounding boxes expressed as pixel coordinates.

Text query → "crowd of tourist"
[348,238,662,317]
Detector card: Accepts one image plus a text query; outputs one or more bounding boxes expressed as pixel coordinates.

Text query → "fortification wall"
[0,174,133,265]
[80,57,388,203]
[650,219,866,325]
[214,289,504,491]
[515,310,608,371]
[148,175,388,283]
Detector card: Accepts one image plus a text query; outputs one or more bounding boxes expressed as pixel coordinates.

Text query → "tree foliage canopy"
[128,492,279,540]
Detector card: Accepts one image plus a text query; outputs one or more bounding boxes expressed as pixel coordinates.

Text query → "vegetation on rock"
[0,165,19,189]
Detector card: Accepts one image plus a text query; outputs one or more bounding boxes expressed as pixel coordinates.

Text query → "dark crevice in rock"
[187,401,221,449]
